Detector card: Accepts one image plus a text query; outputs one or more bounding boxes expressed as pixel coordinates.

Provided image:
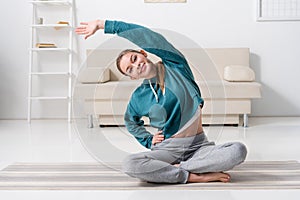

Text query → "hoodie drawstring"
[149,80,158,103]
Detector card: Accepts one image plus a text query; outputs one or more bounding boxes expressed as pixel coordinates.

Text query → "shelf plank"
[30,96,69,100]
[30,1,71,6]
[30,72,70,75]
[30,48,70,52]
[31,24,72,29]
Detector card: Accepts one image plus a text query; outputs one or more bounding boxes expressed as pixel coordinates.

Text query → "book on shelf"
[57,21,69,25]
[36,43,57,48]
[54,21,70,30]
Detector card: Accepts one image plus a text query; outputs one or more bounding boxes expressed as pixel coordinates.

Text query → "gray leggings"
[122,133,247,183]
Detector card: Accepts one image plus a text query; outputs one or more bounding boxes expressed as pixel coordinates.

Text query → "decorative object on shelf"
[35,43,57,48]
[57,21,69,25]
[54,21,69,30]
[37,17,43,24]
[144,0,186,3]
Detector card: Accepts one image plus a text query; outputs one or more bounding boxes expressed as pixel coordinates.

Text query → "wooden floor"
[0,161,300,190]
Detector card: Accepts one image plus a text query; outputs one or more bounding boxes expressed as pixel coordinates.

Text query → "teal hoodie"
[104,20,204,149]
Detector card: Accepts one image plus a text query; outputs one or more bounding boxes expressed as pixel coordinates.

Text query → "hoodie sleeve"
[124,101,153,149]
[104,20,188,65]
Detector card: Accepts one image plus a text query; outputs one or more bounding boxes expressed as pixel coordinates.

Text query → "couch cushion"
[74,80,142,100]
[78,67,110,83]
[223,65,255,82]
[197,80,261,99]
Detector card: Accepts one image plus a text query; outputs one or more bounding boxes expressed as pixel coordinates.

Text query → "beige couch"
[74,48,261,127]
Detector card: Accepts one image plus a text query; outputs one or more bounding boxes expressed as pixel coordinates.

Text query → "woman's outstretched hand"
[75,19,105,40]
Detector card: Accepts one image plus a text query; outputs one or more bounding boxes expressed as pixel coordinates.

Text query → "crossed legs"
[178,142,247,183]
[122,135,247,184]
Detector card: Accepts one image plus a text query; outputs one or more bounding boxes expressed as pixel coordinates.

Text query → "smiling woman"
[75,19,247,184]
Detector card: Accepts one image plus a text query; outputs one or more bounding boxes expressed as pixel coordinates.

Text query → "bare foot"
[187,172,231,183]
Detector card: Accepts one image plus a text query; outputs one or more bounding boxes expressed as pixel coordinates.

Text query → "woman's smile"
[140,63,146,74]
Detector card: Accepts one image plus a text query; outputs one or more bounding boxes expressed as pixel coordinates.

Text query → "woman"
[75,19,247,184]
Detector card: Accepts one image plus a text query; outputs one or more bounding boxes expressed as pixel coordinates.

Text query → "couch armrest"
[78,67,110,84]
[223,65,255,82]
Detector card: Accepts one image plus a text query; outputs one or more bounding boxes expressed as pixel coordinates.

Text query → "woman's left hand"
[152,130,164,145]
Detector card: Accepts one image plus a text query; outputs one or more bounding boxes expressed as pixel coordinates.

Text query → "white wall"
[0,0,299,119]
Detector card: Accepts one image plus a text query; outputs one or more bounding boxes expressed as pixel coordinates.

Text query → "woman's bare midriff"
[172,107,203,138]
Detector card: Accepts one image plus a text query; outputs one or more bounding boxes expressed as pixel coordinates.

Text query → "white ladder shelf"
[28,0,74,123]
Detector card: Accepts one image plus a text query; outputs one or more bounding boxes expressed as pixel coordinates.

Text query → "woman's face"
[119,50,157,80]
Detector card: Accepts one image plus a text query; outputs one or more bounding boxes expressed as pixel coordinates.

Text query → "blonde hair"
[156,61,165,93]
